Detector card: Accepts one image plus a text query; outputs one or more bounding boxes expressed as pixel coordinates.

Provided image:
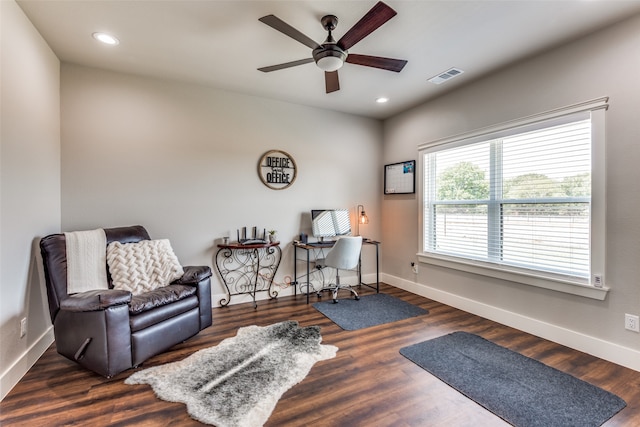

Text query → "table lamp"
[356,204,369,236]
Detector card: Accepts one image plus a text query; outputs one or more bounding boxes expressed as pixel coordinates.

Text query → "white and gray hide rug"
[125,320,337,427]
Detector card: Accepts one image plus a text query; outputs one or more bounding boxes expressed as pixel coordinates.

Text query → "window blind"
[424,119,591,279]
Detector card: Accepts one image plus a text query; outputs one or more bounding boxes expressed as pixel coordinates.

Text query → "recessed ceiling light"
[92,32,119,46]
[376,97,389,104]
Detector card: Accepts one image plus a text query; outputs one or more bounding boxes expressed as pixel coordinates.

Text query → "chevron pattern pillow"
[107,239,184,295]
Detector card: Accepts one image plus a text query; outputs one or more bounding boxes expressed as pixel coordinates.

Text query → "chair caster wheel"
[354,295,360,300]
[332,299,338,304]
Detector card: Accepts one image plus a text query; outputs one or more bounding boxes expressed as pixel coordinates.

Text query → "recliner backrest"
[39,225,151,322]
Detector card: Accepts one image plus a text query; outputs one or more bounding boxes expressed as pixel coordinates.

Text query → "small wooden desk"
[215,241,281,308]
[292,239,380,304]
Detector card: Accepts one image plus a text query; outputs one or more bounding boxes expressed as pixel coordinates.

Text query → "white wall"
[60,64,382,305]
[382,14,640,370]
[0,0,60,400]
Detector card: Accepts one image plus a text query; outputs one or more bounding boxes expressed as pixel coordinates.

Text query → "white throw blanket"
[65,228,109,294]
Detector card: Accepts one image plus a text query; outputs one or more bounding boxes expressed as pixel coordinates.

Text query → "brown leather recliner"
[39,225,212,377]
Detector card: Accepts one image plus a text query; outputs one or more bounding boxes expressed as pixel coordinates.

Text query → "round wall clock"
[258,150,297,190]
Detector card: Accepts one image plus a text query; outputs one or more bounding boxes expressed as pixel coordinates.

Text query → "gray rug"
[313,293,428,330]
[400,332,626,427]
[125,321,337,427]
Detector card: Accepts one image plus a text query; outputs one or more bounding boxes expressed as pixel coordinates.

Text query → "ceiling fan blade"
[337,1,397,51]
[259,15,320,50]
[325,71,340,93]
[258,58,314,73]
[346,54,407,72]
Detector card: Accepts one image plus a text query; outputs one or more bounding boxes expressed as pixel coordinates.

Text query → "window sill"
[417,253,609,300]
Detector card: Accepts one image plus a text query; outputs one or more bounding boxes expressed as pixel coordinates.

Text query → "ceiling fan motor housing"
[313,45,347,71]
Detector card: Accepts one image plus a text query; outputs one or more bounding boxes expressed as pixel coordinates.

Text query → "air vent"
[428,67,465,85]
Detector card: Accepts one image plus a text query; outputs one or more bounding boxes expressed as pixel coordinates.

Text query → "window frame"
[417,97,609,300]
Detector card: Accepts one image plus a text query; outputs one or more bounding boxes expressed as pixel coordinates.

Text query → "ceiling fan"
[258,1,408,94]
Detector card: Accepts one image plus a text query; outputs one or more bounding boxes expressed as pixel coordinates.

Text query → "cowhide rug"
[125,320,337,427]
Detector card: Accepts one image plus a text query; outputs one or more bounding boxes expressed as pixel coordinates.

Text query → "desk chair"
[317,236,363,303]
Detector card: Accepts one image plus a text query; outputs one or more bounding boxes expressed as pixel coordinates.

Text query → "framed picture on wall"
[384,160,415,194]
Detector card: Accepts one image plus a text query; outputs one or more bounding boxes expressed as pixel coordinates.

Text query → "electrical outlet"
[625,314,639,332]
[411,262,418,274]
[20,318,27,338]
[592,274,603,288]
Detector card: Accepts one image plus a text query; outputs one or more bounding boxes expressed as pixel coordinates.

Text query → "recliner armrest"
[60,289,132,312]
[173,266,212,285]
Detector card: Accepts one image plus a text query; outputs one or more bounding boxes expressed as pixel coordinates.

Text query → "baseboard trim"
[382,273,640,372]
[1,326,54,401]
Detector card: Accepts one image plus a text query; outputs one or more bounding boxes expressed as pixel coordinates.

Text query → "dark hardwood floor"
[1,283,639,426]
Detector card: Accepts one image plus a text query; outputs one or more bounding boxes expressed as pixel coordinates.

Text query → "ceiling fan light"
[313,45,347,72]
[316,55,344,72]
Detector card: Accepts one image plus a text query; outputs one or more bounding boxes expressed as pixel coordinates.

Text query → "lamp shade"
[316,56,344,72]
[360,210,369,224]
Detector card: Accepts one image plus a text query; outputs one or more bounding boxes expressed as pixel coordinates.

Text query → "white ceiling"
[17,0,640,120]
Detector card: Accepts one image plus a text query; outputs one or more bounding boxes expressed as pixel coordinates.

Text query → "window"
[418,98,608,299]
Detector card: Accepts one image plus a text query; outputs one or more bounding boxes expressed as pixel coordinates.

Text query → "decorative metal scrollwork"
[215,242,282,308]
